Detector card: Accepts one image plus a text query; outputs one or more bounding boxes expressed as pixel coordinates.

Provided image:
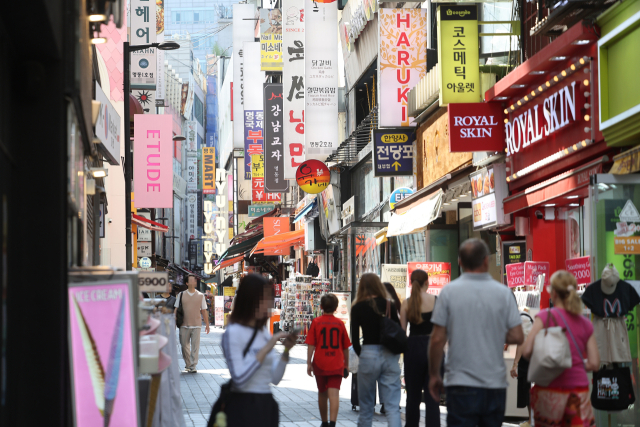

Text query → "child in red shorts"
[306,294,351,427]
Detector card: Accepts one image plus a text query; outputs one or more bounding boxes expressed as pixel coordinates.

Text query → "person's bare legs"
[318,390,329,423]
[328,388,340,422]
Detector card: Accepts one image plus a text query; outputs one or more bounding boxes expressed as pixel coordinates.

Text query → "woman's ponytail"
[407,269,428,324]
[550,270,583,315]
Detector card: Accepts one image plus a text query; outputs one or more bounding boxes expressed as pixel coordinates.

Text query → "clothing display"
[581,279,640,318]
[306,261,320,277]
[591,316,631,364]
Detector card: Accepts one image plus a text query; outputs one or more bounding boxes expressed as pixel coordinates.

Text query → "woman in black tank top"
[400,270,440,427]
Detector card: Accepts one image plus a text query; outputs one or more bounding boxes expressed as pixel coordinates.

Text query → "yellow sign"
[610,146,640,175]
[260,9,283,71]
[437,5,481,105]
[202,147,216,194]
[251,154,264,178]
[614,236,640,255]
[223,286,237,297]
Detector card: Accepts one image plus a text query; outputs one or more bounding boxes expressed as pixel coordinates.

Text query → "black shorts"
[516,358,531,408]
[224,392,279,427]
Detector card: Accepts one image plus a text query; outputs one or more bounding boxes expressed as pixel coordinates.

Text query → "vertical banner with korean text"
[202,147,216,194]
[305,0,338,160]
[379,9,426,127]
[156,0,165,101]
[283,0,305,178]
[244,42,266,180]
[437,5,480,105]
[134,115,173,207]
[264,83,289,193]
[186,154,197,192]
[186,193,197,240]
[131,0,157,90]
[251,154,265,202]
[260,8,283,71]
[233,3,257,149]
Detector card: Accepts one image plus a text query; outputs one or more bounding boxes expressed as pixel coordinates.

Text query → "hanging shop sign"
[305,0,338,160]
[320,184,341,236]
[95,82,121,165]
[186,193,197,240]
[373,129,416,177]
[185,120,197,152]
[202,147,215,194]
[505,262,525,288]
[260,8,283,71]
[186,153,197,193]
[437,5,480,105]
[524,261,550,288]
[565,255,591,285]
[379,9,427,127]
[248,204,276,218]
[131,0,157,90]
[252,154,265,202]
[137,240,152,257]
[283,0,305,179]
[133,115,173,208]
[448,103,505,152]
[470,164,509,230]
[264,217,290,237]
[204,169,228,274]
[389,187,414,210]
[155,0,165,101]
[244,109,264,180]
[264,83,289,193]
[406,262,451,297]
[244,42,266,180]
[136,212,152,242]
[138,271,170,293]
[132,89,156,114]
[68,280,139,427]
[502,240,526,285]
[613,199,640,255]
[296,159,331,194]
[341,196,355,227]
[233,3,256,150]
[381,264,407,304]
[172,172,187,199]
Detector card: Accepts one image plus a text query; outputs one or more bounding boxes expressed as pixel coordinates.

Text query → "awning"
[386,190,444,237]
[293,199,317,223]
[250,229,305,255]
[217,234,263,264]
[610,146,640,175]
[375,228,388,245]
[503,156,607,215]
[132,213,169,232]
[212,254,244,273]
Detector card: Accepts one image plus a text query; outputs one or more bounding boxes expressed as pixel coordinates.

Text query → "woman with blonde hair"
[400,269,440,427]
[350,273,401,427]
[522,270,600,427]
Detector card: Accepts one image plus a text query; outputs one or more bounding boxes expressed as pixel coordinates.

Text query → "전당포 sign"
[373,129,415,177]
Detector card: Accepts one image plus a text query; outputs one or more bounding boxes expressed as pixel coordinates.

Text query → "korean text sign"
[244,110,264,179]
[134,115,173,208]
[131,0,157,90]
[233,4,256,149]
[505,262,525,288]
[260,8,283,71]
[186,154,197,193]
[283,0,305,179]
[243,42,265,179]
[378,9,427,127]
[202,147,216,194]
[68,281,139,427]
[437,5,480,105]
[264,83,289,192]
[524,261,550,288]
[248,204,276,218]
[406,262,451,296]
[448,103,505,152]
[373,129,415,177]
[565,256,591,285]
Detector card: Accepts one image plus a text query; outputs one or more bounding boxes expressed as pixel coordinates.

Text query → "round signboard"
[139,257,152,268]
[389,187,414,210]
[295,160,331,194]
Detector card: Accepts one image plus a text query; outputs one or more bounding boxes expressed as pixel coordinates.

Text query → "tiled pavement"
[179,327,525,427]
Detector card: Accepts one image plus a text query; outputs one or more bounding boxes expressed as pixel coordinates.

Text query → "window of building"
[173,12,181,22]
[194,12,200,22]
[194,96,204,126]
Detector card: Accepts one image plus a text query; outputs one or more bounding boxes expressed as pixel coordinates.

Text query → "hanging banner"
[260,8,283,71]
[448,103,505,152]
[186,193,197,240]
[264,217,290,237]
[437,5,481,106]
[373,128,416,177]
[95,82,121,166]
[134,115,173,208]
[131,0,157,90]
[156,0,165,101]
[264,83,289,193]
[186,154,197,193]
[233,3,257,149]
[283,0,305,179]
[185,120,198,152]
[305,0,338,160]
[378,9,427,127]
[243,42,265,180]
[295,160,330,194]
[505,262,525,288]
[406,262,451,297]
[202,147,216,194]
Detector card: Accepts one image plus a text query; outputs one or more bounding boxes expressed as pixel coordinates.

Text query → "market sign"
[373,129,415,177]
[131,0,157,90]
[406,262,451,297]
[565,256,591,285]
[260,8,283,71]
[133,115,173,208]
[470,163,509,230]
[448,103,505,152]
[95,82,121,165]
[296,160,331,194]
[264,83,289,192]
[437,5,480,105]
[202,147,215,194]
[379,9,427,127]
[389,187,414,210]
[524,261,550,288]
[505,262,524,288]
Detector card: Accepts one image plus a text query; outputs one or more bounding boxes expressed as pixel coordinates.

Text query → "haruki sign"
[448,103,505,152]
[133,114,173,208]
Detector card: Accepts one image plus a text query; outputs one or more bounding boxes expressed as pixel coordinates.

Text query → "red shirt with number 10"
[305,314,352,376]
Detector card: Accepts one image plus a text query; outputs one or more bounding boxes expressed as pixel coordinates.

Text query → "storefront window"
[352,159,380,219]
[429,229,460,281]
[388,233,426,264]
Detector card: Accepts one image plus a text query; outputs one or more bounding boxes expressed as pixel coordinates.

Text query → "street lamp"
[125,40,180,271]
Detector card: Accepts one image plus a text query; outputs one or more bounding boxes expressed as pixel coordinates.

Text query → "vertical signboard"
[244,112,264,179]
[263,216,290,256]
[186,154,197,192]
[251,154,265,202]
[283,0,305,179]
[156,0,165,101]
[130,0,157,90]
[264,83,289,193]
[243,42,265,180]
[437,5,480,105]
[95,82,122,165]
[305,0,338,160]
[260,8,283,71]
[134,115,173,208]
[202,147,216,194]
[379,9,427,127]
[185,120,197,152]
[132,89,156,114]
[233,3,257,149]
[186,193,197,240]
[372,129,415,177]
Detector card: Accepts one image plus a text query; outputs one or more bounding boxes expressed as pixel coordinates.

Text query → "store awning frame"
[293,199,317,223]
[212,254,244,273]
[132,213,170,233]
[217,234,263,264]
[386,189,444,237]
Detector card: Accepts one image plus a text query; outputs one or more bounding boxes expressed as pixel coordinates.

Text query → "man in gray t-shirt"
[428,239,523,427]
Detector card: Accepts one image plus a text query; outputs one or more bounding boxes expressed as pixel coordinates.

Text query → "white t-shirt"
[174,291,207,329]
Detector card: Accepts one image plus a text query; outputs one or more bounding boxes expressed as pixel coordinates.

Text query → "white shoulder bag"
[527,308,573,386]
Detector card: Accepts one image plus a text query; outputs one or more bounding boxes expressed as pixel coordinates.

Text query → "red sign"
[407,262,451,296]
[273,283,281,297]
[524,261,550,288]
[263,217,290,238]
[296,160,331,194]
[505,262,525,288]
[448,103,506,152]
[565,256,591,285]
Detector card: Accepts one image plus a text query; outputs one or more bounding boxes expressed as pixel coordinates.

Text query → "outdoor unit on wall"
[515,216,530,236]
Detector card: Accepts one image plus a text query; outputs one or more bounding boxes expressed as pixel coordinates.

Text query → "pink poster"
[524,261,550,288]
[505,262,525,288]
[134,114,173,208]
[406,262,451,296]
[565,256,591,285]
[68,283,138,427]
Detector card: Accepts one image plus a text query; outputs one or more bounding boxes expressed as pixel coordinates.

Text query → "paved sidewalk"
[179,327,524,427]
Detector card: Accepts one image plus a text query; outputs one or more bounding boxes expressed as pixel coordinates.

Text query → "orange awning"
[250,229,305,256]
[132,213,169,232]
[212,254,244,273]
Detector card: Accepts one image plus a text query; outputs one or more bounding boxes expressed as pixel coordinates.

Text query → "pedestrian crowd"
[173,238,600,427]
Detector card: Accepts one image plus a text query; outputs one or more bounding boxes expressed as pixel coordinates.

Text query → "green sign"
[248,204,275,218]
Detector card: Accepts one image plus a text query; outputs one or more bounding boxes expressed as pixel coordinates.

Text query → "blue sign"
[373,129,416,177]
[389,187,414,210]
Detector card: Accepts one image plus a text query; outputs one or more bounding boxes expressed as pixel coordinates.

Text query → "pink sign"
[407,262,452,296]
[505,262,525,288]
[134,114,173,208]
[565,256,591,285]
[524,261,551,287]
[68,282,138,427]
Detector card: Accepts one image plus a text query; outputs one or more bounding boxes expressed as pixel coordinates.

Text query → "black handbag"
[175,292,185,328]
[208,326,260,427]
[376,299,407,354]
[591,365,635,411]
